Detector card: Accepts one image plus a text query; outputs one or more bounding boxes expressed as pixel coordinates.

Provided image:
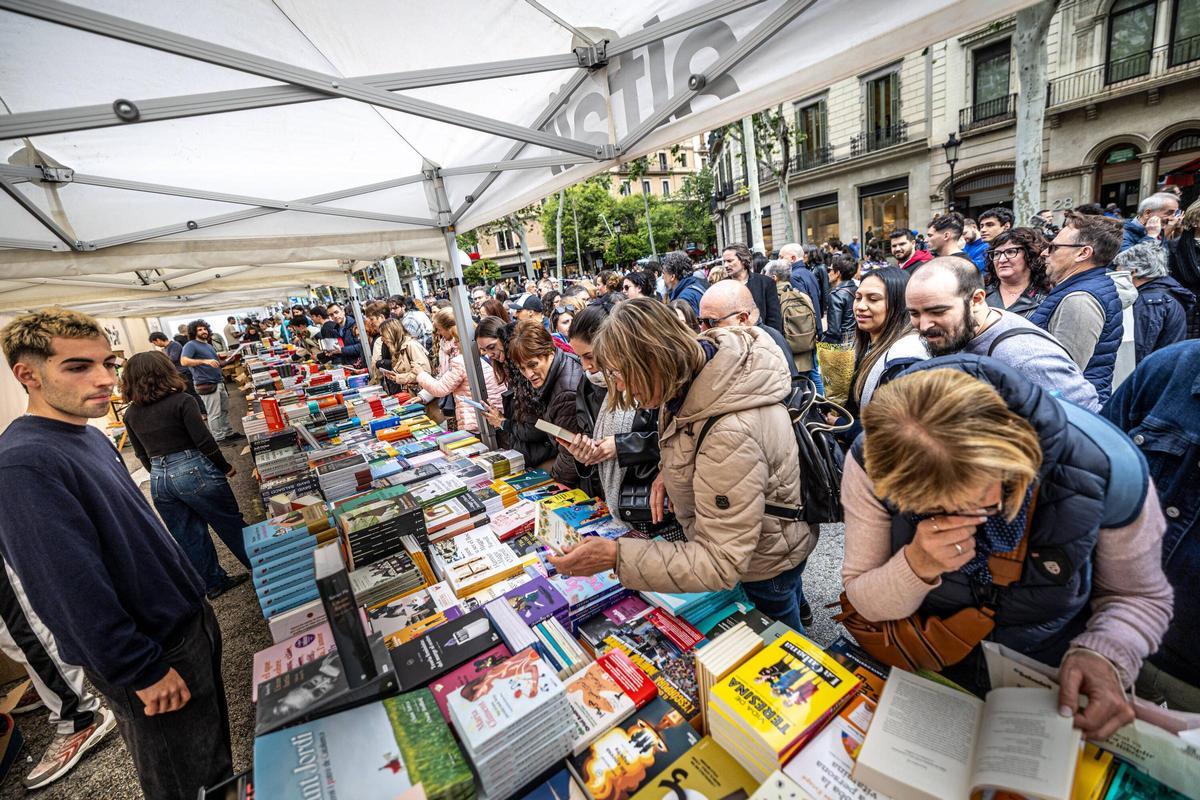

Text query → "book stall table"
[205,345,1200,800]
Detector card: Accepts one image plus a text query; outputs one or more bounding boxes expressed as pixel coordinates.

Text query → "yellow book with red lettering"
[708,631,861,779]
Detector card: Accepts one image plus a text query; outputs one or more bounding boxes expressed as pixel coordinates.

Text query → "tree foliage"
[463,257,500,285]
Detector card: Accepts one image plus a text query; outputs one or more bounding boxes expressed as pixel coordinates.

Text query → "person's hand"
[903,514,986,582]
[1163,213,1182,239]
[397,372,416,384]
[1058,649,1134,739]
[135,668,191,716]
[205,359,221,369]
[1145,215,1163,238]
[564,433,598,464]
[650,472,670,524]
[547,538,619,578]
[585,436,617,465]
[225,466,237,477]
[482,406,504,429]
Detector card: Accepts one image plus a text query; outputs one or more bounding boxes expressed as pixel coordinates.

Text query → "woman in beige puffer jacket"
[548,298,815,629]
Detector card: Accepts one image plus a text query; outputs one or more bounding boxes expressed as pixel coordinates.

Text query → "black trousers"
[86,604,232,800]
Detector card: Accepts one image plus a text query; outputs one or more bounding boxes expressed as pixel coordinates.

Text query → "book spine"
[316,566,375,687]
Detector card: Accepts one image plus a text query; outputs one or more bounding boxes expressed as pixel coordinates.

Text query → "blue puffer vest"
[851,354,1145,669]
[1027,266,1123,404]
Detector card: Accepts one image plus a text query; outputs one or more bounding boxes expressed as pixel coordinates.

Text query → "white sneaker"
[22,707,116,790]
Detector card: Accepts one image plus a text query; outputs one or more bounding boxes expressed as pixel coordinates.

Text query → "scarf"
[593,403,637,512]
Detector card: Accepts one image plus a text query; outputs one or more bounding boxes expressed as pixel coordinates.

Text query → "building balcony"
[849,121,909,157]
[959,94,1016,131]
[792,144,835,172]
[1047,35,1200,109]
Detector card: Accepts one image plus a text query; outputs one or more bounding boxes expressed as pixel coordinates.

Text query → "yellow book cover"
[710,631,861,761]
[628,736,757,800]
[535,489,592,537]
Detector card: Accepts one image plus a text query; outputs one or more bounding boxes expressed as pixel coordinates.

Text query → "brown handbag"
[831,492,1037,672]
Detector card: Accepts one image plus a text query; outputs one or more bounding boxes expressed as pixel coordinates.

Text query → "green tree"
[455,229,479,253]
[462,257,500,286]
[539,176,615,272]
[677,165,716,251]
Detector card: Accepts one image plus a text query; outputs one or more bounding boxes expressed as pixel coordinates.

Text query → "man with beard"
[889,228,933,272]
[906,257,1100,411]
[180,320,241,441]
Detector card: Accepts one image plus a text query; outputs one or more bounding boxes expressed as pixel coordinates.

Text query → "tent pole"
[426,168,496,449]
[346,270,376,384]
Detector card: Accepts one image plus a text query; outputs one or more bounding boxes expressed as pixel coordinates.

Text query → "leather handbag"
[617,482,656,523]
[831,491,1037,672]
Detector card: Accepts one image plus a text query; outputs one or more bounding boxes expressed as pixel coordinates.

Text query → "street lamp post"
[614,220,622,268]
[943,132,962,212]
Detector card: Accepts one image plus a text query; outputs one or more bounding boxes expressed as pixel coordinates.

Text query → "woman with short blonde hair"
[551,298,814,631]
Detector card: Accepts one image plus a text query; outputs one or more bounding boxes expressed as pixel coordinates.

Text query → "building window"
[678,151,687,168]
[661,180,670,197]
[794,99,828,169]
[496,229,516,250]
[865,71,900,139]
[1097,144,1142,216]
[1170,0,1200,66]
[658,152,668,171]
[620,181,631,196]
[972,40,1011,119]
[859,178,909,245]
[798,193,839,246]
[1106,0,1157,83]
[642,180,651,196]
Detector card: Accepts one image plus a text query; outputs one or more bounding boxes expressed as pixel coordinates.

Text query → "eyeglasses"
[1045,243,1088,254]
[698,311,741,329]
[989,248,1023,262]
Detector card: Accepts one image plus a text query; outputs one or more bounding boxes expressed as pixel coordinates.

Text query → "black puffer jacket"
[503,349,583,486]
[574,374,660,501]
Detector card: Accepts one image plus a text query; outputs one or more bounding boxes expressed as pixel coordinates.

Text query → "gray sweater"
[966,309,1101,411]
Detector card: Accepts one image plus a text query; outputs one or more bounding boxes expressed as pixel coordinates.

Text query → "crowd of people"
[0,191,1196,797]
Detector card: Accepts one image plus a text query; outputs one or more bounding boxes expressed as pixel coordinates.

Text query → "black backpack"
[695,375,852,525]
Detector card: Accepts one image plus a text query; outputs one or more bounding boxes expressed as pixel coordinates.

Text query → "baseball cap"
[507,293,543,313]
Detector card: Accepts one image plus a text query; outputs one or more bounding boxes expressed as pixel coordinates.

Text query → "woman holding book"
[840,356,1172,739]
[120,351,250,600]
[410,307,503,433]
[375,317,431,397]
[547,298,815,632]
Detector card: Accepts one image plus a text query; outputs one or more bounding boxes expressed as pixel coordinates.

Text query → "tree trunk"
[773,105,796,245]
[643,191,658,260]
[742,115,765,253]
[555,189,564,283]
[1013,0,1058,224]
[509,214,534,280]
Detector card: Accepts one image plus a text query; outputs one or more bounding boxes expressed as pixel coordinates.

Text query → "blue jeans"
[807,365,826,394]
[150,451,249,592]
[742,560,808,634]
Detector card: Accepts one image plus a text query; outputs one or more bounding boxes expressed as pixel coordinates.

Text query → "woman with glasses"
[621,270,656,300]
[550,305,575,349]
[984,228,1051,318]
[413,307,504,432]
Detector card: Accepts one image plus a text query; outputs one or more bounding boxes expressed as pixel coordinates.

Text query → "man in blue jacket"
[325,302,364,367]
[1121,192,1180,253]
[0,309,232,800]
[662,250,706,315]
[778,242,824,336]
[1029,213,1125,403]
[1104,340,1200,710]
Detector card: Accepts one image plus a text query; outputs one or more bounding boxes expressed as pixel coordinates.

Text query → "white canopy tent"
[0,0,1035,436]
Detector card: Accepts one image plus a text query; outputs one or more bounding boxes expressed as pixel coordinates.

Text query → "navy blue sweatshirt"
[0,416,204,690]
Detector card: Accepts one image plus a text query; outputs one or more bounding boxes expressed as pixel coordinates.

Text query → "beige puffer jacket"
[615,326,814,592]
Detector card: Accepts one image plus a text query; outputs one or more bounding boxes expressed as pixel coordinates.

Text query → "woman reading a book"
[120,351,251,600]
[375,317,431,397]
[839,358,1172,740]
[547,298,816,633]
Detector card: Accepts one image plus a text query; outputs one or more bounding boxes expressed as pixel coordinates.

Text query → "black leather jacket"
[574,374,660,500]
[823,280,857,345]
[502,349,583,486]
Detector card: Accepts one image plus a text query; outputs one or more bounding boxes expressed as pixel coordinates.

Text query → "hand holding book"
[1058,647,1134,739]
[546,537,618,578]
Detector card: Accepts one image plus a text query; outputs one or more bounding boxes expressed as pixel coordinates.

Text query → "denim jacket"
[1103,340,1200,686]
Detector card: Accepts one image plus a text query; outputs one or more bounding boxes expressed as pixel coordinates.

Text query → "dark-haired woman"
[121,352,250,599]
[847,266,925,415]
[563,307,660,513]
[984,228,1050,318]
[670,299,701,333]
[621,270,656,300]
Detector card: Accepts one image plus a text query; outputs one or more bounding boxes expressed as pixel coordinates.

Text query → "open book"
[852,669,1081,800]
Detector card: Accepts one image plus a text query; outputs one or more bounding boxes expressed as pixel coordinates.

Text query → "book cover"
[383,690,474,800]
[710,632,862,761]
[597,649,658,708]
[565,660,638,755]
[643,609,704,651]
[627,736,756,800]
[389,609,501,691]
[385,608,466,648]
[502,576,569,627]
[568,697,701,800]
[826,636,889,705]
[369,588,449,641]
[782,694,878,800]
[251,624,334,703]
[445,647,567,754]
[253,700,413,800]
[602,615,702,726]
[427,643,513,722]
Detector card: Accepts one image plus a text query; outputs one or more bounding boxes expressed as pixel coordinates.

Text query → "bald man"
[699,280,799,379]
[906,257,1100,410]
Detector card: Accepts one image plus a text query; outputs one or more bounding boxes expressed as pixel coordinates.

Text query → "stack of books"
[247,511,337,618]
[482,597,541,656]
[491,468,553,506]
[576,595,653,655]
[314,452,373,500]
[347,552,428,610]
[443,457,491,490]
[410,475,468,508]
[383,691,475,800]
[600,609,705,730]
[532,617,589,679]
[389,609,501,691]
[499,575,569,629]
[694,621,765,733]
[563,659,637,756]
[426,643,511,722]
[549,570,630,633]
[333,484,429,567]
[643,584,752,631]
[469,484,506,517]
[471,449,525,481]
[250,623,335,703]
[446,648,574,798]
[431,528,527,597]
[490,500,536,541]
[253,447,309,481]
[423,493,488,543]
[708,631,861,781]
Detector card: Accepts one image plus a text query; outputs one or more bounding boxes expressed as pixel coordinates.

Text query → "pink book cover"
[251,623,334,703]
[427,643,512,723]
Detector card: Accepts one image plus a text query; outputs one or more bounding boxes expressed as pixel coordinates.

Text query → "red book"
[645,608,704,651]
[261,396,285,432]
[597,649,657,708]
